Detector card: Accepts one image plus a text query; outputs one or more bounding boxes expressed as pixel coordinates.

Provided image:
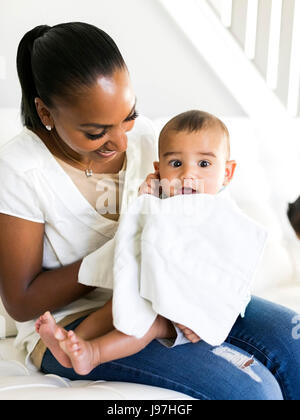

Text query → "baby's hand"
[175,323,201,344]
[138,171,160,197]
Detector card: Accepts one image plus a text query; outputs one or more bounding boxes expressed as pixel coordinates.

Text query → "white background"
[0,0,245,119]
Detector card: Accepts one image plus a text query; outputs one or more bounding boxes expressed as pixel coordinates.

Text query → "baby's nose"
[180,174,204,192]
[181,176,196,188]
[181,172,197,182]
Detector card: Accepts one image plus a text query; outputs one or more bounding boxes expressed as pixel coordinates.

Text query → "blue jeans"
[41,296,300,400]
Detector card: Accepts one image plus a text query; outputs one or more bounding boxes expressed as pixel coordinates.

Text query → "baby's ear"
[223,160,237,186]
[153,161,160,172]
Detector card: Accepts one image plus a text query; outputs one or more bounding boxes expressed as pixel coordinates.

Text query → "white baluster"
[266,0,283,90]
[245,0,259,60]
[287,0,300,117]
[220,0,233,27]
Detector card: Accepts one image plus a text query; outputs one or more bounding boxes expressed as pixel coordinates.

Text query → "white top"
[0,116,188,370]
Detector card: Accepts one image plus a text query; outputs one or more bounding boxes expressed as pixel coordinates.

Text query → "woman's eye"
[84,110,138,141]
[169,160,182,168]
[198,160,210,168]
[85,130,107,141]
[125,110,139,122]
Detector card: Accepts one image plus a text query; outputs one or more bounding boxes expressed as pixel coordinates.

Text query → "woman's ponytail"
[16,22,126,131]
[16,25,51,130]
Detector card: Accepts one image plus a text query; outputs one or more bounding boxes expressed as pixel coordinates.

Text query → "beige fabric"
[54,155,127,222]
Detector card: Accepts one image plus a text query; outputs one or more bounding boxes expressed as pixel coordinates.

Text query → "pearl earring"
[45,125,52,131]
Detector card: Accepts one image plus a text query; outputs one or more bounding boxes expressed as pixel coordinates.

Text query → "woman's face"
[36,68,137,164]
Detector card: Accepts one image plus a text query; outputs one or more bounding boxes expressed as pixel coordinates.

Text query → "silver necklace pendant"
[85,169,93,178]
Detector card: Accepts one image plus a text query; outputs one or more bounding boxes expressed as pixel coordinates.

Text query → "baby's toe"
[67,330,79,344]
[71,343,80,353]
[54,327,67,341]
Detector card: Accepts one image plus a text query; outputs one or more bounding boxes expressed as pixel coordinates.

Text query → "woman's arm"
[0,214,94,322]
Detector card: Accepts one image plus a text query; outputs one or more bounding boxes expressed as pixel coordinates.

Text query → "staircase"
[157,0,300,122]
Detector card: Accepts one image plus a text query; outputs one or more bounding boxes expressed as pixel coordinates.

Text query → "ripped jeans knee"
[211,344,283,400]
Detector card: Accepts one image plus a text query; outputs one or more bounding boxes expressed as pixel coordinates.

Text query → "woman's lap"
[227,295,300,400]
[41,296,300,400]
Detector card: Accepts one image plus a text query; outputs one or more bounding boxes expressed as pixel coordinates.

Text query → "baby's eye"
[169,160,182,168]
[198,160,211,168]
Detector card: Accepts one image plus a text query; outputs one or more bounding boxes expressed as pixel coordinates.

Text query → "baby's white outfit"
[79,192,267,346]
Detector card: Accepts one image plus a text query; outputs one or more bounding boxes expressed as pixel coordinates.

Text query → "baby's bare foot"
[36,311,72,369]
[59,331,101,376]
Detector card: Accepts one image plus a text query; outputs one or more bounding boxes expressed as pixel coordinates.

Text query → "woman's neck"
[32,128,126,174]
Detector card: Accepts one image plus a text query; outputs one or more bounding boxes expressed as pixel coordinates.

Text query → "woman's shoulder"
[0,127,47,174]
[132,115,156,135]
[128,115,157,144]
[127,115,158,161]
[0,128,46,222]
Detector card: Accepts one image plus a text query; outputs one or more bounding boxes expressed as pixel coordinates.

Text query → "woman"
[0,22,298,400]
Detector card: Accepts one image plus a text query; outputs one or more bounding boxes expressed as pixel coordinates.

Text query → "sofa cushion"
[0,339,194,400]
[0,300,17,338]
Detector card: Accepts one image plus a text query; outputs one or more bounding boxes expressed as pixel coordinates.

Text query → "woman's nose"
[106,126,128,152]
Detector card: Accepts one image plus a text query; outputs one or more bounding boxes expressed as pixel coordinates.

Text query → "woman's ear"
[223,160,237,186]
[34,97,53,129]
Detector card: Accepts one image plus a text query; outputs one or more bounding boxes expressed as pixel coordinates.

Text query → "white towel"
[112,193,267,346]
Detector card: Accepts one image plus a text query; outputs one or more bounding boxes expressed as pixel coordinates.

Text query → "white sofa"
[0,109,300,400]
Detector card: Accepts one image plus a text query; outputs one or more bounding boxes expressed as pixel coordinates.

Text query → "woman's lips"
[94,149,117,158]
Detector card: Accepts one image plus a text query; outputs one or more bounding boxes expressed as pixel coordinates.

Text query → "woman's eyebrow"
[79,100,137,129]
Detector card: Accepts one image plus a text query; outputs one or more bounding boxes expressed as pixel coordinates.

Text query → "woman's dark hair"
[287,196,300,236]
[16,22,127,130]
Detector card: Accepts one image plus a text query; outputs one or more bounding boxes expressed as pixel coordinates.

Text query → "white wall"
[0,0,245,119]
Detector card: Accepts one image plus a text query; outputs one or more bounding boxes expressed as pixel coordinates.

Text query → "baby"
[36,110,237,375]
[139,110,236,197]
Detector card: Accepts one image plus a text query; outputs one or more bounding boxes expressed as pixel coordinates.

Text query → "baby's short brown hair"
[287,196,300,236]
[159,110,230,159]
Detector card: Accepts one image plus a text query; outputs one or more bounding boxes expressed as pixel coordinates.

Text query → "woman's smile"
[94,149,118,158]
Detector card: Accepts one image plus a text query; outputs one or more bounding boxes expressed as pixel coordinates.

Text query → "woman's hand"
[175,323,201,344]
[138,170,161,197]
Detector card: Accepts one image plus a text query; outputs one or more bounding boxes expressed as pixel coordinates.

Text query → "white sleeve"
[0,160,44,223]
[78,238,115,290]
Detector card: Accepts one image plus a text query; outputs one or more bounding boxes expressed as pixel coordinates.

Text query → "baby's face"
[155,128,236,197]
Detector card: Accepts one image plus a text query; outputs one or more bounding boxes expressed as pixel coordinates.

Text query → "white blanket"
[81,193,268,346]
[113,193,267,345]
